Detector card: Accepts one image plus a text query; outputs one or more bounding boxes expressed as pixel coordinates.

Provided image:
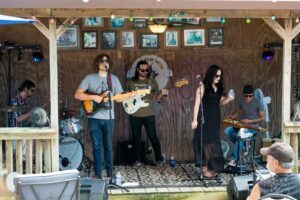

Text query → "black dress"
[193,86,224,172]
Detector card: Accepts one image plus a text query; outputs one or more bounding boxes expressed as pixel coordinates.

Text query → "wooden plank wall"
[0,18,283,162]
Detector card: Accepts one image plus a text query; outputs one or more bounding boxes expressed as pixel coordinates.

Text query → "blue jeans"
[224,127,256,160]
[88,118,114,175]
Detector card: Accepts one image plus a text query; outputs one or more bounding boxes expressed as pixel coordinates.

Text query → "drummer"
[224,84,265,166]
[8,80,37,127]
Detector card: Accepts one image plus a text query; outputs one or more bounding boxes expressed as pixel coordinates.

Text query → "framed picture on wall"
[208,28,224,46]
[82,17,104,27]
[183,29,205,46]
[140,33,159,49]
[165,30,179,47]
[101,30,117,50]
[110,18,125,28]
[57,26,80,49]
[121,31,135,48]
[82,30,98,49]
[133,18,147,29]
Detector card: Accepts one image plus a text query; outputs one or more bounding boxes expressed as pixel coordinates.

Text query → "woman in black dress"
[191,64,234,178]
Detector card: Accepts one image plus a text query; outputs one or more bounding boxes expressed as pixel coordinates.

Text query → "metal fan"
[254,89,271,138]
[30,107,49,127]
[292,100,300,121]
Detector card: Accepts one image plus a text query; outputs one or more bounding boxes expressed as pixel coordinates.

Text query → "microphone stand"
[105,66,129,192]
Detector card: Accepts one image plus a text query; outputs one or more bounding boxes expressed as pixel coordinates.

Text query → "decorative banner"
[127,55,173,90]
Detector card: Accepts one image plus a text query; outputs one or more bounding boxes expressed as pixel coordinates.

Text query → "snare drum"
[59,136,83,170]
[60,117,82,136]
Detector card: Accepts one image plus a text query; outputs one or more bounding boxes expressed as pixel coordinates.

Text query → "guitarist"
[74,54,124,179]
[224,84,265,166]
[126,60,168,167]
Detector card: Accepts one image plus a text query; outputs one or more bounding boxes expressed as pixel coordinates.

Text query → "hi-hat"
[0,105,30,112]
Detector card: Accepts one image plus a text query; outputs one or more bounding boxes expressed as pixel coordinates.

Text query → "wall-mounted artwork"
[140,33,159,49]
[184,29,205,46]
[101,30,117,50]
[57,26,80,49]
[208,28,224,47]
[121,31,135,48]
[82,17,104,27]
[82,30,98,49]
[110,18,125,28]
[165,30,179,47]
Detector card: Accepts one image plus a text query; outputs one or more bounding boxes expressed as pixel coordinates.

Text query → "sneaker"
[134,161,142,167]
[228,159,236,166]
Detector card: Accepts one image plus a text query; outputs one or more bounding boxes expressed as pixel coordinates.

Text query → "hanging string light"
[82,0,89,3]
[49,17,55,24]
[220,17,226,24]
[295,16,300,23]
[271,15,276,20]
[31,13,36,20]
[168,14,173,21]
[245,17,251,24]
[110,13,115,19]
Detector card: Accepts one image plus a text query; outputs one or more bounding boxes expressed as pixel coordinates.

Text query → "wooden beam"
[292,22,300,39]
[49,21,59,172]
[0,8,293,18]
[56,17,78,39]
[33,18,49,39]
[263,18,286,39]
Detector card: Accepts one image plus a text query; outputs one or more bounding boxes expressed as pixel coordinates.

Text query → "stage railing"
[0,128,58,175]
[283,122,300,172]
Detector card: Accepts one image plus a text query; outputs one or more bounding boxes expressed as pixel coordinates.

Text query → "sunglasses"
[139,69,149,73]
[30,89,36,92]
[244,94,253,98]
[100,60,109,63]
[215,74,222,78]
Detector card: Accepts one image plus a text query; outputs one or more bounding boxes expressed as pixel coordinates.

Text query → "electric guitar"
[123,79,189,114]
[83,89,150,115]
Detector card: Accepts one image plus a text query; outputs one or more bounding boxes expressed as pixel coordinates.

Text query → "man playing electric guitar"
[75,54,126,179]
[126,60,168,167]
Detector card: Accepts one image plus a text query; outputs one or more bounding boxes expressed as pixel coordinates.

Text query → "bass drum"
[59,136,83,170]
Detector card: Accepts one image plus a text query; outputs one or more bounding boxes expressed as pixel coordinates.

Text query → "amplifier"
[118,140,145,164]
[80,179,108,200]
[227,175,254,200]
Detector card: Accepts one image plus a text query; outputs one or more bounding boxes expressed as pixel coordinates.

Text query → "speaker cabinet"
[261,138,282,161]
[80,179,108,200]
[117,140,145,164]
[227,175,254,200]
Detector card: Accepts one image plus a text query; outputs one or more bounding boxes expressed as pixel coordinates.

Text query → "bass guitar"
[83,89,150,115]
[123,79,189,114]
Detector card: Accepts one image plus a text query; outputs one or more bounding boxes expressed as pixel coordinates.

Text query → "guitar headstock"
[175,79,189,88]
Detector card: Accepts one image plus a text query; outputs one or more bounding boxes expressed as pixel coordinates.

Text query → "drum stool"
[235,132,257,175]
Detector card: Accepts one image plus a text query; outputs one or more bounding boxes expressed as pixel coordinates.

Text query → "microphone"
[104,63,109,71]
[196,75,201,80]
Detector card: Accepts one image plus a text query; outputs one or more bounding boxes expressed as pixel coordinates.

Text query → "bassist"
[126,60,168,166]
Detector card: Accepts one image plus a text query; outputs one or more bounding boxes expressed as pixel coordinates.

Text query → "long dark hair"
[203,64,224,94]
[94,54,111,72]
[18,80,35,92]
[132,60,150,80]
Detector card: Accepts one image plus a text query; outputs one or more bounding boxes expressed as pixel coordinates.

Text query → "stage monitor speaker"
[118,140,145,164]
[227,175,254,200]
[80,179,108,200]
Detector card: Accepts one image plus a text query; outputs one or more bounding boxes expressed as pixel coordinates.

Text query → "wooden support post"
[282,19,292,143]
[49,21,59,172]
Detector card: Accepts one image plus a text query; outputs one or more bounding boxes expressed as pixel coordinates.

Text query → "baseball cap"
[260,142,294,163]
[243,85,254,94]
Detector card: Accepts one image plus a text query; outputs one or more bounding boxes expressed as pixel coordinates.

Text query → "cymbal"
[0,105,30,112]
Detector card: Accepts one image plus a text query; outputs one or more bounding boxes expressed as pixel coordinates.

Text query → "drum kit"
[59,117,84,171]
